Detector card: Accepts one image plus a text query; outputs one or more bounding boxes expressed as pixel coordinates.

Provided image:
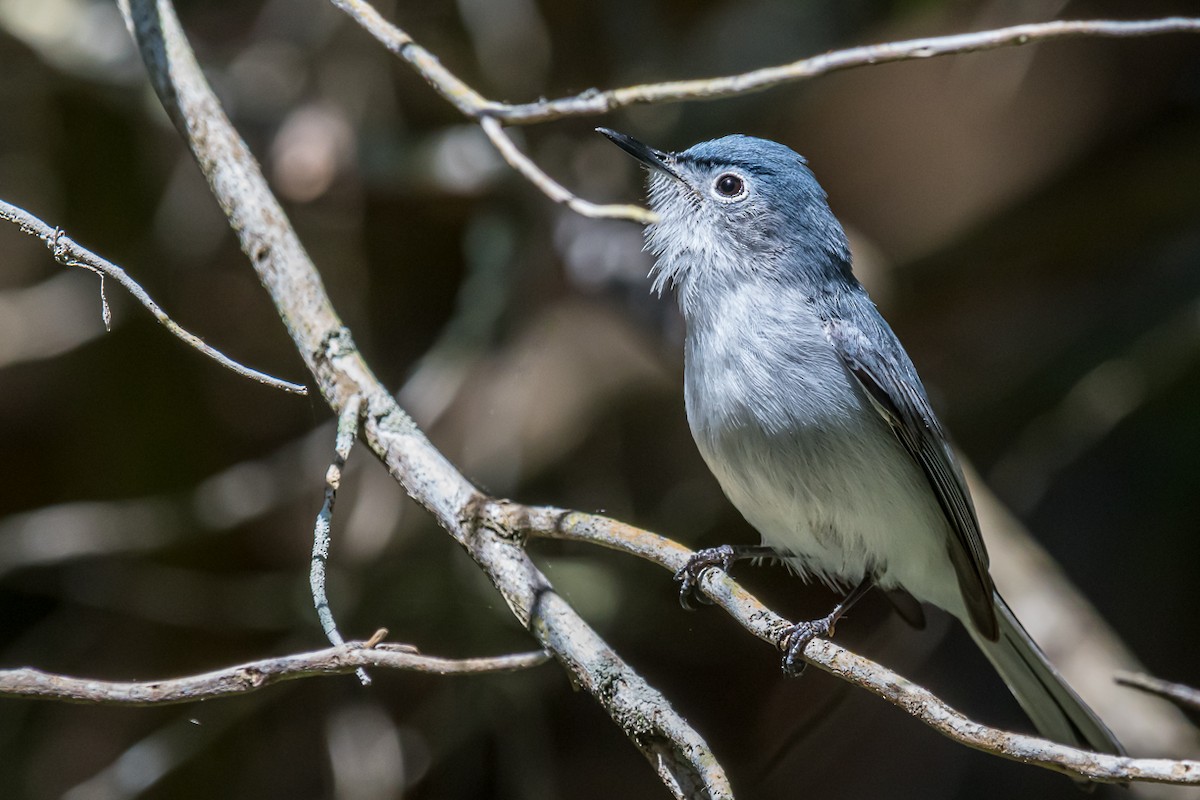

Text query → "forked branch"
[331,1,1200,220]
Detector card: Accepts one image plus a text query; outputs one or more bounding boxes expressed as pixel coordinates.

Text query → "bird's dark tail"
[969,593,1124,756]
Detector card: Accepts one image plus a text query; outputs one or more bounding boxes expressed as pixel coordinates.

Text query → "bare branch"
[331,4,1200,125]
[511,503,1200,786]
[311,395,368,685]
[1117,672,1200,713]
[0,198,309,395]
[0,642,550,705]
[491,17,1200,122]
[330,4,1200,228]
[120,2,732,795]
[479,118,655,223]
[328,0,494,119]
[329,0,650,223]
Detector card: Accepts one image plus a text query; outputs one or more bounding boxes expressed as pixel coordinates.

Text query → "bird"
[598,127,1123,757]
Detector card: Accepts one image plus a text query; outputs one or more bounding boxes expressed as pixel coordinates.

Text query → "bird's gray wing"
[826,312,998,640]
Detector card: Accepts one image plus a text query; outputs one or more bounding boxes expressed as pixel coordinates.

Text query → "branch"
[508,503,1200,786]
[479,118,655,223]
[329,0,651,222]
[310,396,369,685]
[0,198,308,395]
[336,2,1200,122]
[330,4,1200,221]
[120,2,731,796]
[1117,672,1200,713]
[489,18,1200,123]
[0,642,549,705]
[328,0,492,119]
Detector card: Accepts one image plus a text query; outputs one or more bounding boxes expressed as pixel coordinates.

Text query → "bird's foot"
[778,577,874,676]
[673,545,740,610]
[779,617,837,677]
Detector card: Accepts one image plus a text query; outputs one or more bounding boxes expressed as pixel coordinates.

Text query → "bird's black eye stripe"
[715,173,745,198]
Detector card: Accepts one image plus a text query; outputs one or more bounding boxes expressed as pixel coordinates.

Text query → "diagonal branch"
[509,503,1200,786]
[0,642,550,705]
[119,2,731,796]
[329,0,650,221]
[329,0,495,119]
[0,199,308,395]
[479,118,654,223]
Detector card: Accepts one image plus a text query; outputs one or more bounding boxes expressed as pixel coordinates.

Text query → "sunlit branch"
[511,503,1200,786]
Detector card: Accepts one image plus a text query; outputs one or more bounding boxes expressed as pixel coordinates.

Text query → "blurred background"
[1,0,1199,797]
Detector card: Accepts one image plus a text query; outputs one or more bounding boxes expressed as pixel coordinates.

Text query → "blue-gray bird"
[599,127,1122,756]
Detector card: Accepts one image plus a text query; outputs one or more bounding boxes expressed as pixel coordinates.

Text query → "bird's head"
[599,129,854,315]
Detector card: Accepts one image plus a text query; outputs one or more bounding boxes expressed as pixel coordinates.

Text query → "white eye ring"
[711,172,749,202]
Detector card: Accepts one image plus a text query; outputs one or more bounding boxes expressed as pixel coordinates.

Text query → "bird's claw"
[779,618,836,677]
[673,545,739,610]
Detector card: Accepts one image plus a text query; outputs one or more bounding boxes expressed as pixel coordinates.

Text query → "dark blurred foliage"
[1,0,1199,798]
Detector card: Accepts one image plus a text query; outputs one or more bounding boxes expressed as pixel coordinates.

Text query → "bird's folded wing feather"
[825,312,998,640]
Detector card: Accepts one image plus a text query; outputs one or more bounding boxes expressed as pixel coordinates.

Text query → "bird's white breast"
[682,284,962,611]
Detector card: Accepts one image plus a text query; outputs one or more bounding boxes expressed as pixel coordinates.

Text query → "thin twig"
[0,199,308,395]
[1116,672,1200,712]
[479,118,655,223]
[330,0,650,223]
[311,395,368,684]
[505,502,1200,786]
[0,643,550,705]
[62,238,114,330]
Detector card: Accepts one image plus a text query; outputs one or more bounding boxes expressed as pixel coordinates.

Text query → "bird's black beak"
[596,128,684,182]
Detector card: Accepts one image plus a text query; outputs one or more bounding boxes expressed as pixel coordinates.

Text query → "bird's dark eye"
[714,173,746,199]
